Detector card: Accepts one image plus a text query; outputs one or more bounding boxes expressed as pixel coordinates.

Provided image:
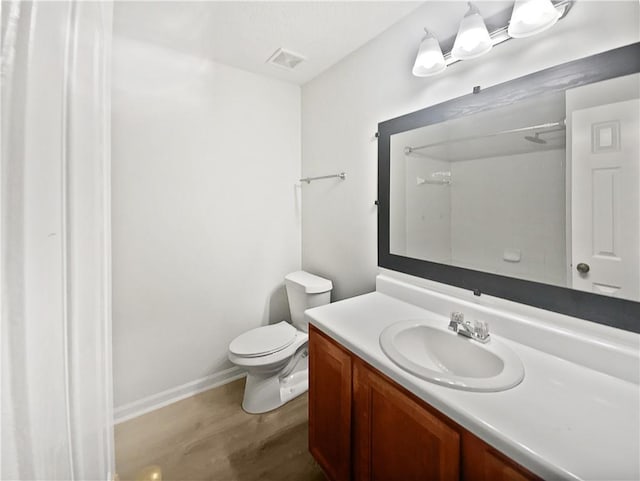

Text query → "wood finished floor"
[115,378,326,481]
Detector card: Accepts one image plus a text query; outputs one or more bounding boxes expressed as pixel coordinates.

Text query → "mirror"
[378,44,640,331]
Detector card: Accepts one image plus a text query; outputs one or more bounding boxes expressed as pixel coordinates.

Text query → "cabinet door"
[353,359,460,481]
[309,326,352,481]
[462,432,542,481]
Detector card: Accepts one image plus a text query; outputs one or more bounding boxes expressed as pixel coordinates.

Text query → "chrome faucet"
[448,312,490,343]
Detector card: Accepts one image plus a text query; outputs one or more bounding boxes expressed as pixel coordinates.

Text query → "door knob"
[576,263,590,274]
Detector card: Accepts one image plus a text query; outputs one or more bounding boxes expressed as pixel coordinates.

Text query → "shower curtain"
[1,1,115,479]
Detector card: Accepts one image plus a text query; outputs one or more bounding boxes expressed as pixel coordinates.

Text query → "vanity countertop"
[306,291,640,481]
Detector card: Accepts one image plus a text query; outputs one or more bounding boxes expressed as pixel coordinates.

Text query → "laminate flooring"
[115,378,326,481]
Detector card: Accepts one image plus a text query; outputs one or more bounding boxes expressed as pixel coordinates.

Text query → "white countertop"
[306,291,640,481]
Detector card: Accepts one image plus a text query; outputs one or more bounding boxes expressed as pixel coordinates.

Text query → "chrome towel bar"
[300,172,346,184]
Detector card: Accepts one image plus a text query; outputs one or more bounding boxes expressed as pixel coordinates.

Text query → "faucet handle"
[449,311,464,331]
[473,320,490,340]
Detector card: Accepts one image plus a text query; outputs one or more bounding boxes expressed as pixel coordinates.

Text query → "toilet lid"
[229,321,297,358]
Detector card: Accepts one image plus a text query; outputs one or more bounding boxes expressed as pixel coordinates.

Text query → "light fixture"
[412,30,446,77]
[508,0,561,38]
[410,0,573,77]
[451,3,492,60]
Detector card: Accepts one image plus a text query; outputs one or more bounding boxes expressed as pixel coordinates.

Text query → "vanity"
[306,272,639,481]
[307,43,640,481]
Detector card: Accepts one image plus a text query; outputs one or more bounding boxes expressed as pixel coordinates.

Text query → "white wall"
[111,35,301,412]
[390,130,452,263]
[389,146,565,285]
[301,0,640,301]
[450,150,566,285]
[405,154,452,263]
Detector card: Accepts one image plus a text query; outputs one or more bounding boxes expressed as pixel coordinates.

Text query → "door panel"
[309,326,352,481]
[571,97,640,300]
[353,359,459,481]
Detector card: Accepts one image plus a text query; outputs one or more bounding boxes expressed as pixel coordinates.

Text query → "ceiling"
[113,1,519,86]
[113,1,427,85]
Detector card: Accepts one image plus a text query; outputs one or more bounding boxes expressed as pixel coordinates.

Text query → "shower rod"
[405,119,566,154]
[300,172,346,184]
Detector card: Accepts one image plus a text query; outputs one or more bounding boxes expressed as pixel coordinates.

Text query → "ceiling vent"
[266,48,305,70]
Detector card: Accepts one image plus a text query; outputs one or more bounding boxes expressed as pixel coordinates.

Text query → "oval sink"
[380,320,524,392]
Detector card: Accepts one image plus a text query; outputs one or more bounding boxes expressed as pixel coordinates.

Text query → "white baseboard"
[114,366,246,424]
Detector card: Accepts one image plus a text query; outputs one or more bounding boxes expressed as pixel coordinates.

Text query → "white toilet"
[228,271,332,414]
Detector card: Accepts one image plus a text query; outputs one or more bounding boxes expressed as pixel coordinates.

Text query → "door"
[353,359,459,481]
[571,97,640,299]
[309,326,353,481]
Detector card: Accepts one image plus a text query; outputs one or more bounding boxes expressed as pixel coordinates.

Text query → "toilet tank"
[284,271,332,332]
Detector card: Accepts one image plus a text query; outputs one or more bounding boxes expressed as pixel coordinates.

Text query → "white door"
[571,98,640,299]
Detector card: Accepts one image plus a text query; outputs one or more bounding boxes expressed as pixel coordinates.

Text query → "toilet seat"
[228,331,308,368]
[229,321,297,358]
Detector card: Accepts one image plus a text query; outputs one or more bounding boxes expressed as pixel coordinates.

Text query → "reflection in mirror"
[390,73,639,302]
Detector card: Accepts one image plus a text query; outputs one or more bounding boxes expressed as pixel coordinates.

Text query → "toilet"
[228,271,332,414]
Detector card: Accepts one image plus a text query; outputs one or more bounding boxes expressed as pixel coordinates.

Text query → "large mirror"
[378,44,640,331]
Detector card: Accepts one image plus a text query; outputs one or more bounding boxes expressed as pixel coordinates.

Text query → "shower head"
[524,132,547,144]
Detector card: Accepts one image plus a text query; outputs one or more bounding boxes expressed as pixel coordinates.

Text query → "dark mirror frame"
[378,43,640,333]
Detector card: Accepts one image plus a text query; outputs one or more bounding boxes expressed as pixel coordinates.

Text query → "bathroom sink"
[379,320,524,392]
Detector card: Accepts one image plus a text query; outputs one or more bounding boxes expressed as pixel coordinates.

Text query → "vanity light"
[451,3,492,60]
[411,0,573,77]
[508,0,561,38]
[412,30,446,77]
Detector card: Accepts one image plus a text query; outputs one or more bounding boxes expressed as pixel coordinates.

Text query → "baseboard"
[114,366,246,424]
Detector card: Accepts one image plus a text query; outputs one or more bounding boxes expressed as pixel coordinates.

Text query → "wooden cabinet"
[462,432,541,481]
[309,325,352,481]
[353,359,460,481]
[308,327,544,481]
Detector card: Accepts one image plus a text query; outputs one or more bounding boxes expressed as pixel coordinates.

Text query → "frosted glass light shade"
[451,9,493,60]
[508,0,561,38]
[412,34,446,77]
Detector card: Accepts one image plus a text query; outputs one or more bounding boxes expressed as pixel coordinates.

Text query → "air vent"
[266,48,305,70]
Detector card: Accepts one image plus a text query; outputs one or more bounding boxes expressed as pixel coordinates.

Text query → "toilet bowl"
[228,271,332,414]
